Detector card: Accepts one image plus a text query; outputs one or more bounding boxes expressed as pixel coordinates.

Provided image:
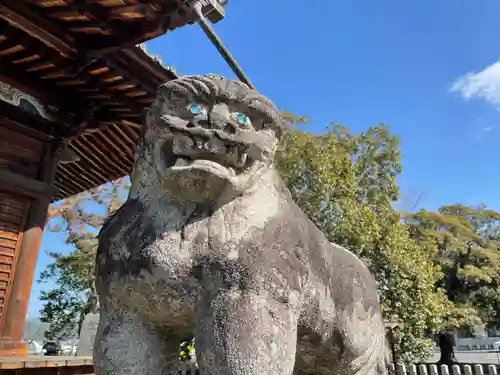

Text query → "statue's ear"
[129,129,148,188]
[156,84,190,114]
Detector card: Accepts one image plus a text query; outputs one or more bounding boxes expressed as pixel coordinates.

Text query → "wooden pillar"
[0,138,60,356]
[1,199,50,349]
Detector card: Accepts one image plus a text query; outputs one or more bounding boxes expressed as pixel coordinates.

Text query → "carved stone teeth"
[231,146,239,165]
[174,157,190,167]
[191,136,203,149]
[239,152,247,166]
[178,134,194,148]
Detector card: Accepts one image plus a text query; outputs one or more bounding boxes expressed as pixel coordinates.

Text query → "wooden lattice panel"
[0,192,30,334]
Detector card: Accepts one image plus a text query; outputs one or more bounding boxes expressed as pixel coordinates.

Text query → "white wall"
[453,326,500,350]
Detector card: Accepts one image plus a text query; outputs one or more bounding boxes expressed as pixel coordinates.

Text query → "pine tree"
[38,178,129,341]
[406,205,500,331]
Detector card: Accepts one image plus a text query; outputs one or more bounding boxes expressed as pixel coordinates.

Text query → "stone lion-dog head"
[130,74,286,204]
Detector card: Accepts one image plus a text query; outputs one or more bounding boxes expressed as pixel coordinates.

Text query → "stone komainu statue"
[94,74,388,375]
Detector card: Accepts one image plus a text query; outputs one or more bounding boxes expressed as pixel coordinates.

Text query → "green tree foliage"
[406,205,500,331]
[276,123,451,362]
[38,178,129,341]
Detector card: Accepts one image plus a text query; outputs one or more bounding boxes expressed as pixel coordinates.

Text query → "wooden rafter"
[0,0,76,58]
[0,102,59,141]
[81,21,168,57]
[0,57,80,114]
[1,0,185,58]
[0,0,150,62]
[119,47,176,86]
[0,23,167,133]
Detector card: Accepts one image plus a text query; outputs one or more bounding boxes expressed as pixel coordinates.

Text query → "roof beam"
[0,1,171,137]
[0,0,76,58]
[0,58,77,113]
[107,53,165,93]
[0,0,162,61]
[0,101,62,140]
[81,23,165,58]
[0,169,57,199]
[119,47,177,85]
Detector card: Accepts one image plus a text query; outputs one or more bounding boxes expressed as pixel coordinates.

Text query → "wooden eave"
[0,0,225,58]
[0,18,179,201]
[51,49,176,201]
[53,119,142,200]
[0,101,60,141]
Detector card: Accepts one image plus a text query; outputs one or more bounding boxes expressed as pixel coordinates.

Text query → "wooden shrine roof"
[0,0,225,57]
[0,13,182,200]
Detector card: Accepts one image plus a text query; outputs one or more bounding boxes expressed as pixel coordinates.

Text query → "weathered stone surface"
[94,75,388,375]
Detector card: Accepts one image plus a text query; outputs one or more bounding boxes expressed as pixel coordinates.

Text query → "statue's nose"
[208,104,238,134]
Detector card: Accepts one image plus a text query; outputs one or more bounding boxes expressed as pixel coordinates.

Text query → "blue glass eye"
[234,112,249,126]
[189,103,202,115]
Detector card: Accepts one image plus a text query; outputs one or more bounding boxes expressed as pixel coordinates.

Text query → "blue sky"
[27,0,500,318]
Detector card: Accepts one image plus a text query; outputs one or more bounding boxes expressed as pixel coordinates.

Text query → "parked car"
[42,341,61,356]
[493,341,500,350]
[27,340,46,356]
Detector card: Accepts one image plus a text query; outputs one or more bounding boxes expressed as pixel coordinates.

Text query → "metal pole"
[190,1,256,90]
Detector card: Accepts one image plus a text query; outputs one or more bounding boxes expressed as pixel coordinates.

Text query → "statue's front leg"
[195,290,299,375]
[94,311,183,375]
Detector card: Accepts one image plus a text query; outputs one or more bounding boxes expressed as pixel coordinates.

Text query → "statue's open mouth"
[158,130,254,178]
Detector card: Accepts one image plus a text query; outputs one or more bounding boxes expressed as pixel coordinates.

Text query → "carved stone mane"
[94,75,388,375]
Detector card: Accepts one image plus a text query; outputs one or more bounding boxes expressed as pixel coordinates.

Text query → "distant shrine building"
[0,0,226,357]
